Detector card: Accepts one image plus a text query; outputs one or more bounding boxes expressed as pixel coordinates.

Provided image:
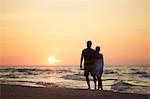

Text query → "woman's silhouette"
[94,46,104,90]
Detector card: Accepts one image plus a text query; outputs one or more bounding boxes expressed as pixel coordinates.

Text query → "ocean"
[0,65,150,95]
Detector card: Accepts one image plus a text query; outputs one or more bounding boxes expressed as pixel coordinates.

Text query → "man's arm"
[80,52,84,69]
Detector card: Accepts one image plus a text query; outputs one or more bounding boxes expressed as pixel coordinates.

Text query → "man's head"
[87,41,92,48]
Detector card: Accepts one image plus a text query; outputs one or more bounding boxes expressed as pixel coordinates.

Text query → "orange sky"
[0,0,150,66]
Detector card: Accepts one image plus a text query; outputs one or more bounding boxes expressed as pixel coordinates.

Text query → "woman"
[94,46,104,90]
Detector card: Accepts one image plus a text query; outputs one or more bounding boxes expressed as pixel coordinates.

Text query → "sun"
[48,56,57,64]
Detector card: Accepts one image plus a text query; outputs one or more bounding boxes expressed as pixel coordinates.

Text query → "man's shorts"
[84,64,95,77]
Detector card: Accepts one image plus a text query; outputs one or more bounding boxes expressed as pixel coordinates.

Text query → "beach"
[1,84,149,99]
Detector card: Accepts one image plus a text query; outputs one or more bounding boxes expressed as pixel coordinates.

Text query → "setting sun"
[48,56,57,64]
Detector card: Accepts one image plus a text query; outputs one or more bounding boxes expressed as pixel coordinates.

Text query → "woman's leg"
[93,76,97,90]
[98,77,103,90]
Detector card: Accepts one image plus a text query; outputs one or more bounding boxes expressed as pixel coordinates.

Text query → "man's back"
[82,48,96,65]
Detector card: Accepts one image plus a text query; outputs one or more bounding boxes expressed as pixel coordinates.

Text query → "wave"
[0,68,17,72]
[111,80,136,91]
[104,70,118,74]
[0,79,58,87]
[128,71,150,78]
[61,74,118,82]
[130,71,148,75]
[61,74,86,81]
[0,74,19,78]
[0,67,75,74]
[0,68,54,79]
[55,69,75,74]
[0,67,77,79]
[111,80,150,92]
[141,74,150,78]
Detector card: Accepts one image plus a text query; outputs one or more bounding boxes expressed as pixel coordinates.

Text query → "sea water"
[0,65,150,95]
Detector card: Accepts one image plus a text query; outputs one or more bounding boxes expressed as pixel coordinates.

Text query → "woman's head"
[96,46,100,52]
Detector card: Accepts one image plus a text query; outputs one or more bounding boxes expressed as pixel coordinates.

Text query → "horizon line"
[0,64,149,67]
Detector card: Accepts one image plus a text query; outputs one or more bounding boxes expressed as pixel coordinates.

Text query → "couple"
[80,41,104,90]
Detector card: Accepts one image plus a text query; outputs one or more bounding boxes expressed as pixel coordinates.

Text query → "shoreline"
[1,84,149,99]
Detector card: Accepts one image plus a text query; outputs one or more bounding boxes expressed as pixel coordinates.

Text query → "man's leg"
[85,67,91,90]
[86,76,90,89]
[91,66,97,90]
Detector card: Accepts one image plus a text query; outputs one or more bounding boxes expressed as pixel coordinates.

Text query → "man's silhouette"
[80,41,97,90]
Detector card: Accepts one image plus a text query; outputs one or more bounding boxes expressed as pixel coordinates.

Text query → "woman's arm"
[102,54,104,66]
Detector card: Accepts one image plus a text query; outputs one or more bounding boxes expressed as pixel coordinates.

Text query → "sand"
[0,84,149,99]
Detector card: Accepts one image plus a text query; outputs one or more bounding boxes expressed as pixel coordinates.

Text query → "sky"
[0,0,150,66]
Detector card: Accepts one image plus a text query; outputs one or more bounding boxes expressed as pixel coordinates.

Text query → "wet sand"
[0,84,149,99]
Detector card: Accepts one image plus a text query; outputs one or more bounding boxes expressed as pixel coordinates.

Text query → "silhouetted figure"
[94,46,104,90]
[80,41,97,90]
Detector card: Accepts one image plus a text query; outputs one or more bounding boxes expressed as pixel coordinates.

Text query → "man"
[80,41,97,90]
